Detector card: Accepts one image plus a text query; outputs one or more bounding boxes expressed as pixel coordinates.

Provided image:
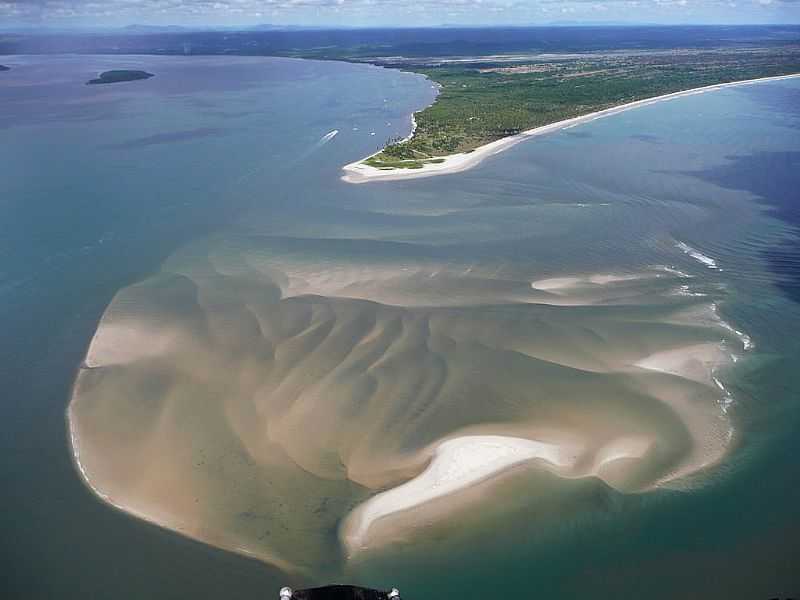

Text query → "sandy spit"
[342,73,800,184]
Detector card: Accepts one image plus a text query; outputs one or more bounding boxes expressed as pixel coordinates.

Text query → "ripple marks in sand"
[69,247,742,573]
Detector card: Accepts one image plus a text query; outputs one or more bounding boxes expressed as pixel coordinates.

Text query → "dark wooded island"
[0,65,10,71]
[86,70,154,85]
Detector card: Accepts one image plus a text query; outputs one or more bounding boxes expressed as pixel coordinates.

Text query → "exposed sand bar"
[342,435,581,553]
[68,245,745,573]
[342,73,800,184]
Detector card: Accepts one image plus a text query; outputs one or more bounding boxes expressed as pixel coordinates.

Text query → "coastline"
[61,58,763,573]
[342,72,800,184]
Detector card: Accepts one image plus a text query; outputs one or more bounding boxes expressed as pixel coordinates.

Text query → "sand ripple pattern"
[69,237,744,576]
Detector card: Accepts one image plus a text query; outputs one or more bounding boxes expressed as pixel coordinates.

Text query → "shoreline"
[342,72,800,184]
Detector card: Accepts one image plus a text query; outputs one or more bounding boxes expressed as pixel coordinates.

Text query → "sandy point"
[340,434,586,555]
[342,73,800,184]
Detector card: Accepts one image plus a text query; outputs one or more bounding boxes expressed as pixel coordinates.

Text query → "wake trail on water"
[676,241,721,270]
[318,129,339,145]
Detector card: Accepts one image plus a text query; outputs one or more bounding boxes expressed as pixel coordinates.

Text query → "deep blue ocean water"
[1,56,799,599]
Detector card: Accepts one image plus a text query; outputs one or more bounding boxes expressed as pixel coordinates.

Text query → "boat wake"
[319,129,339,145]
[676,241,721,270]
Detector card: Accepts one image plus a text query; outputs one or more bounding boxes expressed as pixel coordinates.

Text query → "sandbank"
[69,244,746,571]
[342,435,580,553]
[341,431,662,555]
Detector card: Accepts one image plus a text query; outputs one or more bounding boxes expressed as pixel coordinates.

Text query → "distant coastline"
[342,72,800,184]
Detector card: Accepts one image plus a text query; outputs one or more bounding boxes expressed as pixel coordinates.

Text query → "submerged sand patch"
[68,240,745,575]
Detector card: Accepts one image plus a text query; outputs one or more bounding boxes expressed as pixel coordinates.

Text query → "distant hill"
[246,24,336,31]
[546,20,660,26]
[3,25,800,59]
[122,24,190,33]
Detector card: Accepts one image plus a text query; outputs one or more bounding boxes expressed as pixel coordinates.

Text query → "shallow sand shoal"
[68,250,743,573]
[342,73,800,184]
[341,435,578,553]
[341,432,660,555]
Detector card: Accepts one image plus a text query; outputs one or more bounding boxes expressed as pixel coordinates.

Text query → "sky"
[1,0,799,28]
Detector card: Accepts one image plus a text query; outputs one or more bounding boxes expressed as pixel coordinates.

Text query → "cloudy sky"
[1,0,799,27]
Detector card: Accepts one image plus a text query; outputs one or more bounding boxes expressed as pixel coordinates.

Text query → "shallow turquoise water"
[1,56,799,598]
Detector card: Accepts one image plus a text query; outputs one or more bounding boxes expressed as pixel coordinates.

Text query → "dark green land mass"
[86,70,154,85]
[366,46,800,169]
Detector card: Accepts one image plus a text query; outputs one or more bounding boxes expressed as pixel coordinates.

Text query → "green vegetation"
[86,70,154,85]
[368,47,800,167]
[364,155,446,170]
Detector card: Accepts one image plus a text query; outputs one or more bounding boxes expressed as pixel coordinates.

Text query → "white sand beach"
[530,272,646,292]
[342,73,800,184]
[341,435,579,552]
[340,431,665,555]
